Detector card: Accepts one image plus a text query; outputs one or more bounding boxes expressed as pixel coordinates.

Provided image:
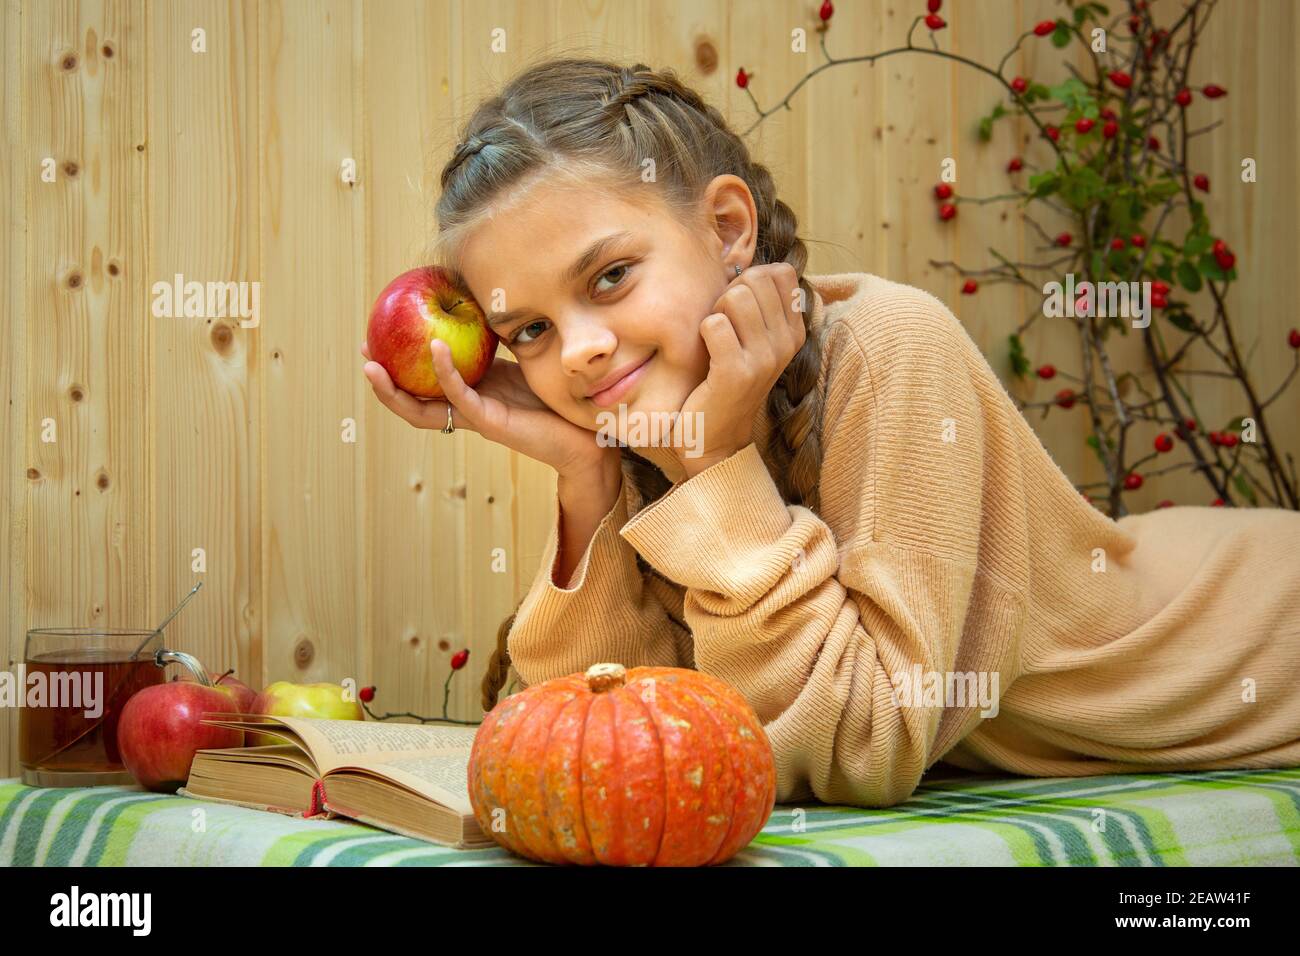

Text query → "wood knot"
[60,53,78,71]
[101,42,115,59]
[95,470,110,491]
[66,271,83,290]
[693,38,718,74]
[293,637,314,667]
[26,468,40,480]
[211,323,233,351]
[107,260,120,276]
[62,160,79,178]
[69,385,84,402]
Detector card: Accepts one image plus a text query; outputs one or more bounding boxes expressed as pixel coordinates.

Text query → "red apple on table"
[118,682,245,793]
[366,265,497,399]
[246,681,366,747]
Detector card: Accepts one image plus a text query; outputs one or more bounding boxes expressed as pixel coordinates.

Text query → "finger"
[699,312,742,377]
[745,270,788,336]
[360,341,371,360]
[364,361,450,429]
[430,340,489,423]
[719,284,773,362]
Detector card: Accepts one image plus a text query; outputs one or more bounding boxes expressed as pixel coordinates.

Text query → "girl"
[362,57,1300,809]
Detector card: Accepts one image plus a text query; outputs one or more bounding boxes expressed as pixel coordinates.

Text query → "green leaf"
[1073,5,1089,25]
[1028,171,1060,198]
[1233,472,1258,505]
[1224,416,1246,432]
[1184,232,1214,257]
[1008,333,1030,379]
[1051,22,1072,47]
[1177,260,1203,293]
[978,116,992,141]
[1155,262,1173,283]
[1166,311,1198,332]
[1198,252,1228,282]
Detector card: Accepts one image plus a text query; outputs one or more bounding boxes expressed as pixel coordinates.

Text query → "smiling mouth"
[587,353,654,405]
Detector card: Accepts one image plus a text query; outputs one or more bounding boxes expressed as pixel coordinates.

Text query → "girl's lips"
[589,354,653,408]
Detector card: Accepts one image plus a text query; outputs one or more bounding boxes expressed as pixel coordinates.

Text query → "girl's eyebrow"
[485,230,634,330]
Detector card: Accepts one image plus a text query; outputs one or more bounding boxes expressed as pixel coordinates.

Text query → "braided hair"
[429,58,828,712]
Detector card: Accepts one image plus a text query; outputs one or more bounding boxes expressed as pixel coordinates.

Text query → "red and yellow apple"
[366,266,497,399]
[246,681,366,747]
[118,682,246,792]
[175,669,259,714]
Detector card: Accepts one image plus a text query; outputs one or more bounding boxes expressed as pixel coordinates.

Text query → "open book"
[177,714,491,849]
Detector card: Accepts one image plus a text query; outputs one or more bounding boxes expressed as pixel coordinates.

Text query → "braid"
[455,59,828,710]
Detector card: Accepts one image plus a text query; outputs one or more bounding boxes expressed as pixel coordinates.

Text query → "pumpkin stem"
[585,662,627,693]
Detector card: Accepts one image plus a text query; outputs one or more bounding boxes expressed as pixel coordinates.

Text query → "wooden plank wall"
[3,0,1296,776]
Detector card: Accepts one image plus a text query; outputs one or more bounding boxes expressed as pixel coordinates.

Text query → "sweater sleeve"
[617,292,1029,808]
[505,469,694,690]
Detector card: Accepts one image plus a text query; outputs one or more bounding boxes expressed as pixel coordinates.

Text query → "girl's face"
[455,174,757,434]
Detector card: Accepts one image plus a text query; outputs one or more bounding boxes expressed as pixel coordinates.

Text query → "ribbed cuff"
[618,443,794,605]
[543,472,631,592]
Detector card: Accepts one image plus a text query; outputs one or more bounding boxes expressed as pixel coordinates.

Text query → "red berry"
[1007,156,1024,172]
[962,279,978,294]
[1124,472,1143,490]
[1147,135,1160,150]
[1131,234,1146,247]
[934,182,953,200]
[819,0,834,22]
[1075,117,1095,134]
[1055,388,1077,409]
[359,685,375,703]
[1175,88,1192,107]
[1110,237,1126,250]
[1036,364,1057,379]
[1288,328,1300,349]
[1220,432,1239,448]
[1045,125,1060,142]
[1100,107,1117,120]
[1108,71,1132,89]
[1151,280,1170,296]
[925,13,946,30]
[1055,231,1072,247]
[451,648,470,670]
[1211,497,1225,506]
[1215,249,1235,270]
[1128,15,1141,32]
[1011,76,1028,94]
[939,203,957,221]
[1102,120,1118,139]
[1194,173,1210,192]
[1208,431,1222,446]
[927,0,941,11]
[1202,84,1227,99]
[1184,417,1197,431]
[1151,291,1167,309]
[735,68,749,89]
[1155,433,1174,453]
[1157,500,1175,508]
[1033,20,1056,36]
[1212,239,1227,255]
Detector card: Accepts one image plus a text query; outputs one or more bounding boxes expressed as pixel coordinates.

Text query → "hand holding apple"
[365,266,497,399]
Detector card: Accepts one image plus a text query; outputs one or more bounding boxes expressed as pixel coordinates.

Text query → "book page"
[271,716,481,775]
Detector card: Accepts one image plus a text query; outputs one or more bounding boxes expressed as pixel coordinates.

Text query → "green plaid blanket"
[4,768,1299,866]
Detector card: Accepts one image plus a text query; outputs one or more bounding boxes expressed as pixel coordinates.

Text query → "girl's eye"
[594,262,631,293]
[510,319,549,346]
[507,263,633,346]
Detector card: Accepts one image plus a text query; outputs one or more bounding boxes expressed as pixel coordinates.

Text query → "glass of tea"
[19,628,204,787]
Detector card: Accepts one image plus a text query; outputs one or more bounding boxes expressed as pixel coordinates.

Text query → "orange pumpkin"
[468,662,776,866]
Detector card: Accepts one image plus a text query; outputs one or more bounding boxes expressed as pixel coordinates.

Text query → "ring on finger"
[441,404,455,435]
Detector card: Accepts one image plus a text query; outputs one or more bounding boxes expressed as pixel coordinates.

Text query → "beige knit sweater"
[504,271,1300,808]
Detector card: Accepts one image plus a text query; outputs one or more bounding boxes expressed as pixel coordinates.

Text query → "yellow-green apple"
[118,682,245,792]
[247,681,365,746]
[366,266,497,399]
